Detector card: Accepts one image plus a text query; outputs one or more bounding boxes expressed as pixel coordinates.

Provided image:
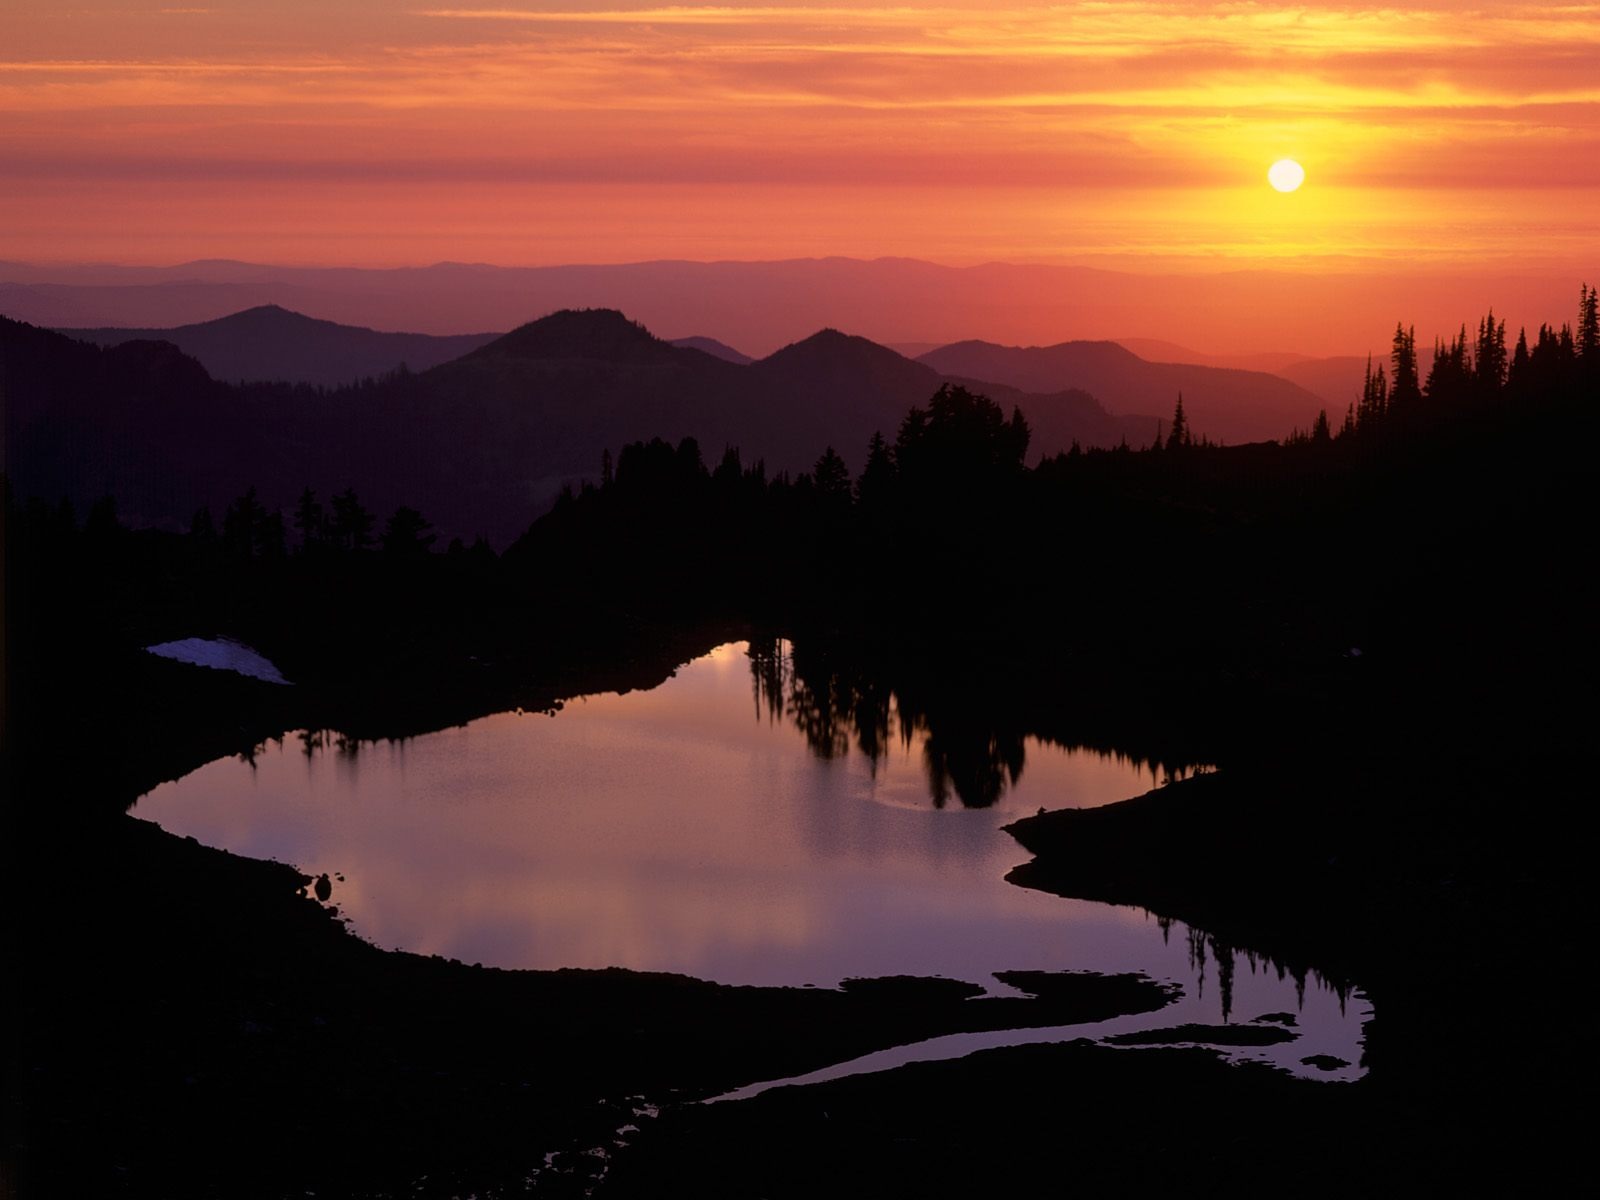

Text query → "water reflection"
[139,640,1365,1078]
[750,637,1204,807]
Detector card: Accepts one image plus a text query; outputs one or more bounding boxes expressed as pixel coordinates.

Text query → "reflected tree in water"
[747,636,1219,809]
[748,637,1027,806]
[920,720,1027,810]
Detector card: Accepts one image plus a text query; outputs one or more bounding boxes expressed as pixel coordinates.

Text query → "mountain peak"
[474,308,672,364]
[760,327,912,368]
[203,304,338,332]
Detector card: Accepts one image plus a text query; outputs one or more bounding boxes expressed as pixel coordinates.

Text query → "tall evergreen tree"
[1165,394,1188,450]
[1424,328,1472,405]
[812,446,852,502]
[330,489,375,553]
[1389,323,1421,408]
[1578,283,1599,360]
[1475,310,1507,394]
[1311,409,1331,444]
[1509,328,1531,393]
[855,431,896,506]
[1358,357,1388,428]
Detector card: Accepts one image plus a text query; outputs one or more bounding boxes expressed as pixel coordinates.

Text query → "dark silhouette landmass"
[58,305,499,386]
[5,285,1597,1196]
[2,309,1154,545]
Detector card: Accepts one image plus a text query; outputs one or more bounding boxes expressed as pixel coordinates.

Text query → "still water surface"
[139,641,1367,1079]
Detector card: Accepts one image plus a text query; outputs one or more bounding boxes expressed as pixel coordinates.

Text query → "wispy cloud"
[3,2,1598,265]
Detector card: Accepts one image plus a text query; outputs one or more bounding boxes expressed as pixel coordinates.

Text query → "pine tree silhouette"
[1166,394,1188,450]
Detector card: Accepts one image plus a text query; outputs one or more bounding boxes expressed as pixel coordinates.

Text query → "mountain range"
[36,303,1333,439]
[918,340,1327,446]
[2,256,1581,362]
[59,307,500,386]
[4,308,1161,546]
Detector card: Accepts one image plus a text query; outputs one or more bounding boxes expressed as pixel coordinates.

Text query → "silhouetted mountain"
[1111,336,1369,417]
[918,340,1326,444]
[754,329,947,419]
[58,305,498,386]
[4,310,1148,546]
[670,336,753,365]
[2,257,1581,361]
[467,308,673,365]
[749,329,1151,457]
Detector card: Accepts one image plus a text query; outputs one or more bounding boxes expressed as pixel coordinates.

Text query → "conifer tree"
[330,488,375,553]
[1311,409,1331,444]
[812,446,851,502]
[1165,394,1188,450]
[1509,328,1531,392]
[855,431,896,506]
[1475,310,1507,393]
[1389,323,1421,408]
[382,506,436,556]
[1358,357,1388,428]
[1579,283,1599,360]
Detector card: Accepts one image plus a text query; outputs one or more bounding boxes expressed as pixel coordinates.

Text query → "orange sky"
[2,2,1598,270]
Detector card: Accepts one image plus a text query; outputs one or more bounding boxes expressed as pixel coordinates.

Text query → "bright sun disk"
[1268,159,1306,193]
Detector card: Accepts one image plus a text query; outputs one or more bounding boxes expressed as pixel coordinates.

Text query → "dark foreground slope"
[6,307,1596,1197]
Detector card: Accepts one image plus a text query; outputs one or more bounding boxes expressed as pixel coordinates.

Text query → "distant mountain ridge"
[1113,336,1369,414]
[58,305,499,386]
[669,336,753,365]
[5,255,1581,363]
[6,309,1156,546]
[918,339,1328,445]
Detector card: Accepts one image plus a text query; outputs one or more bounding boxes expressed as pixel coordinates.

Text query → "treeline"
[183,485,495,563]
[9,290,1596,701]
[1290,285,1598,443]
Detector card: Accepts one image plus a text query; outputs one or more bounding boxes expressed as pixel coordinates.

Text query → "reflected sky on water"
[138,641,1367,1078]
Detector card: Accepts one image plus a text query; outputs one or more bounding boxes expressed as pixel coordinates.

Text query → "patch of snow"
[145,636,291,685]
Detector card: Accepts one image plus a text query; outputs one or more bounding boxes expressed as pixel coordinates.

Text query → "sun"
[1268,159,1306,193]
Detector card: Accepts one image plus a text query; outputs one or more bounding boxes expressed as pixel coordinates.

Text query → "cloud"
[3,2,1598,264]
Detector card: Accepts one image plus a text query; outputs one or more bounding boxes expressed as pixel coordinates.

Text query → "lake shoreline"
[6,610,1583,1195]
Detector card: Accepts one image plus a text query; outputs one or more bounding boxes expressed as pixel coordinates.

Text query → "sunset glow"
[2,2,1597,273]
